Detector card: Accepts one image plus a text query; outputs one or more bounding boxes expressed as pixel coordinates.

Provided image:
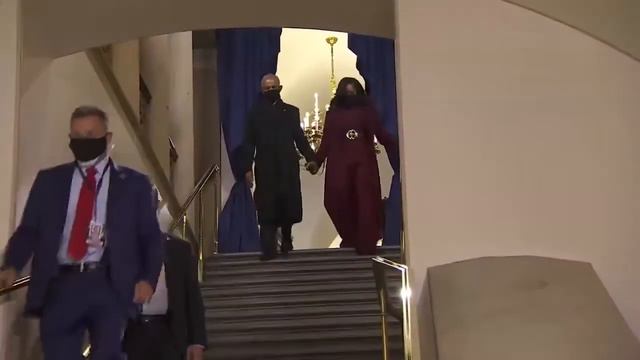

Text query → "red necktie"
[68,166,97,261]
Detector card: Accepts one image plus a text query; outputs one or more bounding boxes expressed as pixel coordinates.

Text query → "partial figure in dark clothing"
[123,196,207,360]
[312,77,397,255]
[243,74,318,260]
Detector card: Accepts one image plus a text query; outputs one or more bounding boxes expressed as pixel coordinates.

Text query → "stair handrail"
[0,275,31,297]
[169,162,219,233]
[372,256,413,360]
[169,162,220,282]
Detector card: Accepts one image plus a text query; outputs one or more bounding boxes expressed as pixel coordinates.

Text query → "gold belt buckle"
[346,129,359,140]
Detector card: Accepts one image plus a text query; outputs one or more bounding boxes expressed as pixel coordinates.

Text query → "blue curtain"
[216,28,282,253]
[348,33,403,247]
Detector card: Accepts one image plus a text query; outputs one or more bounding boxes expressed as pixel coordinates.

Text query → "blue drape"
[348,33,403,247]
[216,28,282,253]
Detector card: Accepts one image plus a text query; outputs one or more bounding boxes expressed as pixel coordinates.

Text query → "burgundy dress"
[317,105,396,255]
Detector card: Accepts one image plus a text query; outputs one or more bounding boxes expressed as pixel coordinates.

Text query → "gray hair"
[70,105,109,128]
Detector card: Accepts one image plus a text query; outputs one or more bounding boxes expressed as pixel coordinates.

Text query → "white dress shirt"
[142,264,168,315]
[142,237,206,351]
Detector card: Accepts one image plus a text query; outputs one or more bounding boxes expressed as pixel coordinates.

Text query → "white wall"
[0,0,20,243]
[111,40,140,119]
[395,0,640,358]
[167,33,195,204]
[0,1,21,359]
[193,45,221,255]
[503,0,640,60]
[140,33,195,205]
[140,35,172,176]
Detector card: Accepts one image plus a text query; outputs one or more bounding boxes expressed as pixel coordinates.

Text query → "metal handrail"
[169,162,220,282]
[372,256,413,360]
[0,275,31,297]
[169,162,219,233]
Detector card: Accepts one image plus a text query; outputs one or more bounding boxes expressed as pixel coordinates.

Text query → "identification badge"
[86,221,106,250]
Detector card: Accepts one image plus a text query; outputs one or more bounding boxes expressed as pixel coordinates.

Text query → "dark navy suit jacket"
[2,162,164,317]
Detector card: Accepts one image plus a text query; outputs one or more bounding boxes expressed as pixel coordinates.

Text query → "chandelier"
[299,36,380,156]
[299,36,337,152]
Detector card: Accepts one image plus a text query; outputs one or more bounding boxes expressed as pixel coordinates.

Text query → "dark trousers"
[123,316,181,360]
[40,269,126,360]
[260,223,293,256]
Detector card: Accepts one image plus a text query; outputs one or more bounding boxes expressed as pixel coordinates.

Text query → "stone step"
[203,247,405,359]
[234,350,404,360]
[207,302,381,321]
[202,280,377,298]
[205,335,403,360]
[208,252,401,267]
[206,258,397,276]
[205,290,379,308]
[203,270,376,288]
[208,314,395,334]
[209,326,402,346]
[210,247,400,263]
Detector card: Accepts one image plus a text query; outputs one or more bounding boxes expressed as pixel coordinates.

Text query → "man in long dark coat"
[243,74,318,260]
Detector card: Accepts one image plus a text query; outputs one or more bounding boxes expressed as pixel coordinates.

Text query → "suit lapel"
[54,163,75,234]
[106,162,125,230]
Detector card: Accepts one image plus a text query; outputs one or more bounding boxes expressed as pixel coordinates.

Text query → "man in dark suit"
[243,73,318,261]
[0,106,163,360]
[123,198,207,360]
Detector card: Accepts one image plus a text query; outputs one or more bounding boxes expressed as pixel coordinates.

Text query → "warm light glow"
[400,286,412,300]
[303,112,310,128]
[313,93,320,131]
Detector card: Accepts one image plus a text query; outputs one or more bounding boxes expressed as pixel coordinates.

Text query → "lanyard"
[75,158,112,220]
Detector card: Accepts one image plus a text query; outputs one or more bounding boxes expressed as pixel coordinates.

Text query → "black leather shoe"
[280,242,293,256]
[260,253,277,261]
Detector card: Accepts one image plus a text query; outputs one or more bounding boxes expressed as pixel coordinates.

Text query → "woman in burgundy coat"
[314,78,397,255]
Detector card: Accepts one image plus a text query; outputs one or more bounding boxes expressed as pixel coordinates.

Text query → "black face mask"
[263,89,281,102]
[69,136,107,162]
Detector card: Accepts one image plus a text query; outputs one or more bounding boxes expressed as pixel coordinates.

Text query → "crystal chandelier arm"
[292,108,316,163]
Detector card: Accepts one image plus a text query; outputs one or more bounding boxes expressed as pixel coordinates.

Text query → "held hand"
[305,162,319,175]
[245,171,254,188]
[0,267,17,289]
[186,345,204,360]
[133,281,154,304]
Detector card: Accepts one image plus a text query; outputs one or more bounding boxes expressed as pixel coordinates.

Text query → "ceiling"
[504,0,640,61]
[20,0,640,61]
[21,0,395,58]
